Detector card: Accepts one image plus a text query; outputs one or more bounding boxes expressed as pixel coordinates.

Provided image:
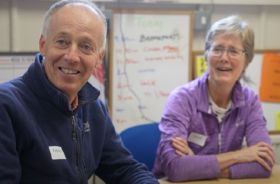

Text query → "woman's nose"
[220,49,230,60]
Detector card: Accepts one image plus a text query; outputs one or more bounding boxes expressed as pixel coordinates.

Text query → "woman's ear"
[245,60,250,69]
[204,50,209,63]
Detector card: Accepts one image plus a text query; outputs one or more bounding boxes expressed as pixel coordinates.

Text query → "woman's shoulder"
[241,85,259,100]
[174,74,207,93]
[166,76,208,111]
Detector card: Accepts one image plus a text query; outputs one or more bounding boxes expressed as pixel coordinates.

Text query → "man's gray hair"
[42,0,107,49]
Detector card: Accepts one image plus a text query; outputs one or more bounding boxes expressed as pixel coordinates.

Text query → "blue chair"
[120,122,161,171]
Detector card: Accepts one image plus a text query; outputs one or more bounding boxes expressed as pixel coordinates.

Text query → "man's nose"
[65,44,80,63]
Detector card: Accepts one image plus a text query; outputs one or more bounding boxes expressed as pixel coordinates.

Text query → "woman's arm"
[217,142,275,171]
[227,92,276,178]
[154,82,225,182]
[157,132,220,182]
[172,138,275,178]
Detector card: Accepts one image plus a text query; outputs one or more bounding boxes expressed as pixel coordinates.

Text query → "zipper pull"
[72,116,77,141]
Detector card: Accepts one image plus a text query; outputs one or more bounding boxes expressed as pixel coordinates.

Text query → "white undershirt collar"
[209,94,232,123]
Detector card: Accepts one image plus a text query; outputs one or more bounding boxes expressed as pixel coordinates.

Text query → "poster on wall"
[260,52,280,103]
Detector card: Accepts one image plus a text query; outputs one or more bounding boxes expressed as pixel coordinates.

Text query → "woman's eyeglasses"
[209,47,246,59]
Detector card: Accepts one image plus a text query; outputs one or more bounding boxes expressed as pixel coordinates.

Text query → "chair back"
[120,122,160,171]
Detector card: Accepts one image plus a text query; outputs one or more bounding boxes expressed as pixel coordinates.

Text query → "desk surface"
[159,165,280,184]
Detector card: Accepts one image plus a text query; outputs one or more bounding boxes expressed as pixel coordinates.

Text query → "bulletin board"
[0,53,35,83]
[193,50,280,132]
[109,9,193,133]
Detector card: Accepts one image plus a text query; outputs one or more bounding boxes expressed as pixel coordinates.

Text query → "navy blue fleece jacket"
[0,54,158,184]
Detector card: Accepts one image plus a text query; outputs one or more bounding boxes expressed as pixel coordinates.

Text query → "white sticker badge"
[49,146,66,160]
[188,132,207,146]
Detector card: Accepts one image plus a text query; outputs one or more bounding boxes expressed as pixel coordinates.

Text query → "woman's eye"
[229,49,239,55]
[213,48,223,53]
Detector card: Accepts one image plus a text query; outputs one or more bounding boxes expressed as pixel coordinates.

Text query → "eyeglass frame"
[208,46,246,59]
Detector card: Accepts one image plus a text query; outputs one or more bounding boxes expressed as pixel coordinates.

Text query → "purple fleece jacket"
[153,72,272,182]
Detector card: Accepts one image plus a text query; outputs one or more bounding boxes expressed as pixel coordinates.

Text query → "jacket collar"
[23,53,100,115]
[197,72,245,113]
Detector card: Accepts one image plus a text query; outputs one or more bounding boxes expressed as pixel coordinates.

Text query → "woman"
[153,15,275,182]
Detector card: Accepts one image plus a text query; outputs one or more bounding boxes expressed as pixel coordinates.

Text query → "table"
[159,165,280,184]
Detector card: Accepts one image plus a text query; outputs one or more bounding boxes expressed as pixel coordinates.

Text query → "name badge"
[188,132,207,146]
[49,146,66,160]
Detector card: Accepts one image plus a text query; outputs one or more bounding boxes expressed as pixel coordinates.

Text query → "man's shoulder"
[0,78,27,102]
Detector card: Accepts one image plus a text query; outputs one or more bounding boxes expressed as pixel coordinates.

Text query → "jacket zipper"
[218,119,225,153]
[218,130,222,153]
[216,116,223,153]
[72,115,84,184]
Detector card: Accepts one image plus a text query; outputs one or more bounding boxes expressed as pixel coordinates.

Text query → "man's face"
[39,4,104,100]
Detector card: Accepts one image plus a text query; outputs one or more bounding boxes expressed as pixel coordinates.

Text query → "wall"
[0,1,280,52]
[0,0,11,51]
[193,4,280,50]
[0,0,52,52]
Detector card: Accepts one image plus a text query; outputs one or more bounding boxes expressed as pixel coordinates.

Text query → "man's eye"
[82,44,91,50]
[80,43,95,54]
[55,39,68,48]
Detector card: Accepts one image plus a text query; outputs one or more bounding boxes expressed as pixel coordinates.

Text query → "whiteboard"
[110,10,192,132]
[193,50,280,131]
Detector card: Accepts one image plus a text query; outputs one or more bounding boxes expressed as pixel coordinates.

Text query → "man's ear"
[39,35,46,55]
[97,49,105,66]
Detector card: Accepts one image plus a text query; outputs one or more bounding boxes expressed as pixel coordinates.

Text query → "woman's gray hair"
[41,0,107,49]
[205,15,254,64]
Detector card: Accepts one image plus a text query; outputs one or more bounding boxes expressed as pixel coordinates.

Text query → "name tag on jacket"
[49,146,66,160]
[188,132,207,146]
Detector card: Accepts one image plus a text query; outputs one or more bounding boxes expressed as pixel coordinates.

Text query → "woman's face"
[206,34,248,87]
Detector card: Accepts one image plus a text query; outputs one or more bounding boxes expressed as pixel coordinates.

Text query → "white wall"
[193,4,280,50]
[0,0,52,52]
[0,0,11,51]
[11,1,52,52]
[0,1,280,52]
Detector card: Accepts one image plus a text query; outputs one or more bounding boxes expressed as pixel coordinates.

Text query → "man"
[0,0,158,183]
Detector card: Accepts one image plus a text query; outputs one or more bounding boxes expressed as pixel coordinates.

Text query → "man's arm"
[0,96,21,183]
